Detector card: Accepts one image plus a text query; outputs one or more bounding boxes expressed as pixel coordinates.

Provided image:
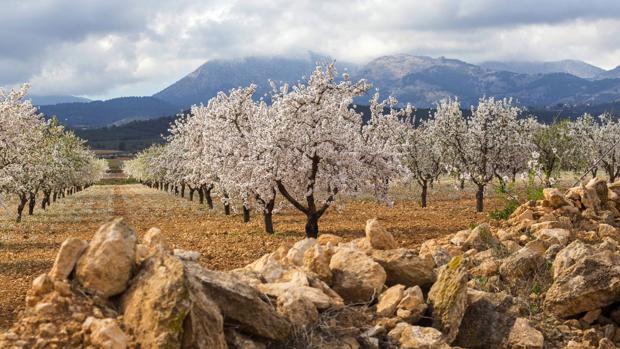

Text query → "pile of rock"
[2,178,620,348]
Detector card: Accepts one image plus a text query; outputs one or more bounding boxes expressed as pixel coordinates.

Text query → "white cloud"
[1,0,620,98]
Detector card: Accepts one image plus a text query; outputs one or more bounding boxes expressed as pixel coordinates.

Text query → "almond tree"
[434,97,522,212]
[401,113,443,208]
[269,64,404,237]
[572,113,620,182]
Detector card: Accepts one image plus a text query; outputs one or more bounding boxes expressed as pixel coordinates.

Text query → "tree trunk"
[198,187,204,204]
[181,183,185,198]
[28,192,36,215]
[263,198,275,234]
[476,184,485,212]
[42,191,50,210]
[305,213,319,238]
[189,188,195,201]
[174,186,179,196]
[459,178,465,190]
[420,180,428,208]
[206,189,213,209]
[243,206,250,223]
[223,193,230,215]
[16,195,28,223]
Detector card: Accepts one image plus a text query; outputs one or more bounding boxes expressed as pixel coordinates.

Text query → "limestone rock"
[244,252,286,283]
[82,317,129,349]
[303,243,332,283]
[396,286,427,323]
[499,244,545,284]
[387,323,450,349]
[184,261,292,341]
[318,233,343,246]
[376,284,405,317]
[419,239,460,267]
[543,188,569,209]
[173,249,201,261]
[121,254,191,349]
[330,248,386,303]
[75,218,137,297]
[182,270,228,349]
[428,256,468,343]
[536,228,572,246]
[599,224,620,241]
[371,248,435,287]
[507,317,544,349]
[545,241,620,318]
[286,238,317,266]
[276,291,319,328]
[225,329,266,349]
[463,224,500,251]
[454,289,516,348]
[49,238,87,280]
[365,218,398,250]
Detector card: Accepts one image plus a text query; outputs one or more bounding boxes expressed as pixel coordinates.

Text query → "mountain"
[480,60,606,79]
[38,96,180,128]
[29,95,91,106]
[154,54,356,107]
[353,55,620,107]
[598,65,620,79]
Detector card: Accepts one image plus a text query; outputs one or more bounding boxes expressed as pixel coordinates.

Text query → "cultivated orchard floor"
[0,183,498,329]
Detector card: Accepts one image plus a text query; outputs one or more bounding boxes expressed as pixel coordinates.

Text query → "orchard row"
[0,85,108,222]
[124,64,620,236]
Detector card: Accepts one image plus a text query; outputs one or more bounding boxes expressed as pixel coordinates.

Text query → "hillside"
[39,96,180,128]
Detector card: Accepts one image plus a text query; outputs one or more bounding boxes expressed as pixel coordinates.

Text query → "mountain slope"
[29,95,91,106]
[39,96,180,128]
[480,60,606,79]
[154,54,358,107]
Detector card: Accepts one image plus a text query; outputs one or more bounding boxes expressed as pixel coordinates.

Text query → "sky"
[2,0,620,100]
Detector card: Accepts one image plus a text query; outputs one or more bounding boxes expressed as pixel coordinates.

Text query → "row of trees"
[0,85,108,222]
[124,64,620,237]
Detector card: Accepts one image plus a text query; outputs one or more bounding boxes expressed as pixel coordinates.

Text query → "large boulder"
[303,243,333,283]
[545,241,620,318]
[454,289,516,348]
[75,218,137,297]
[183,270,228,349]
[184,261,292,341]
[120,254,192,349]
[387,323,450,349]
[330,248,386,303]
[49,238,87,280]
[371,248,435,288]
[365,218,398,250]
[428,256,469,343]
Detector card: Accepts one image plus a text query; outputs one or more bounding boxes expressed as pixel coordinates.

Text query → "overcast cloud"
[2,0,620,99]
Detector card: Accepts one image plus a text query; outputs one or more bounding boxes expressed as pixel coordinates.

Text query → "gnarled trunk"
[243,206,250,223]
[189,188,195,201]
[223,193,230,215]
[420,180,428,208]
[476,184,485,212]
[28,192,36,215]
[16,194,28,223]
[305,213,319,239]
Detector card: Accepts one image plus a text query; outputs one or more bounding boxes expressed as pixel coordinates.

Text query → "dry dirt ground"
[0,183,504,329]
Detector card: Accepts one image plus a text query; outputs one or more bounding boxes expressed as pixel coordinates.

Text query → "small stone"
[376,284,405,317]
[365,218,398,250]
[49,238,87,280]
[507,318,544,349]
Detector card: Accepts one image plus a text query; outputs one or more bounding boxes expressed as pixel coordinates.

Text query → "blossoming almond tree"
[434,97,522,212]
[268,64,406,237]
[572,113,620,182]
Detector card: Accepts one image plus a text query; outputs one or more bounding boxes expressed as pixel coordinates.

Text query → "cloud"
[1,0,620,98]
